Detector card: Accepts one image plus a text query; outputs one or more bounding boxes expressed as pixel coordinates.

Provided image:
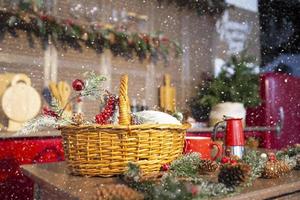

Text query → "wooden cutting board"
[2,74,41,123]
[0,73,16,97]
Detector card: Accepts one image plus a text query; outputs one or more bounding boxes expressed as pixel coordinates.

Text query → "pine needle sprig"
[149,175,192,200]
[170,153,202,177]
[276,144,300,169]
[191,177,234,199]
[242,149,266,183]
[57,72,107,116]
[124,163,192,200]
[50,97,63,114]
[16,115,72,136]
[80,71,107,100]
[276,144,300,158]
[124,162,142,182]
[281,155,297,169]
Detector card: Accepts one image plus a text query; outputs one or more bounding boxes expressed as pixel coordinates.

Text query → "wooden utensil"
[2,74,41,131]
[49,81,72,113]
[57,81,71,112]
[49,81,61,105]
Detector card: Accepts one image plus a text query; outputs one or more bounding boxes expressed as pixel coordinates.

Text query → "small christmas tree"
[189,52,260,121]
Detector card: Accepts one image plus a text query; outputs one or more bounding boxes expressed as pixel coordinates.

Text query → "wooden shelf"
[0,129,61,139]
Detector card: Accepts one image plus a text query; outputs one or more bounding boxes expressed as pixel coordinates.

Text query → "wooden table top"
[21,162,300,200]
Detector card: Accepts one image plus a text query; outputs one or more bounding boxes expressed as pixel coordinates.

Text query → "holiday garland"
[121,146,300,200]
[0,3,181,62]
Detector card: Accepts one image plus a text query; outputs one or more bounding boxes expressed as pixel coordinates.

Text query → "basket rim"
[59,123,191,131]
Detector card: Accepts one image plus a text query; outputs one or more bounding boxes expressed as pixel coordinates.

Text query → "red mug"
[184,136,222,160]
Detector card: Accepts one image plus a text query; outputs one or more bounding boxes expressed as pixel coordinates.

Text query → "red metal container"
[225,118,245,146]
[213,118,245,158]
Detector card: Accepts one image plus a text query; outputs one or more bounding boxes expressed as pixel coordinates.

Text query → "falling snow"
[0,0,300,200]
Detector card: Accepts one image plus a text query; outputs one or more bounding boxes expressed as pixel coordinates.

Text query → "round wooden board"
[2,83,41,122]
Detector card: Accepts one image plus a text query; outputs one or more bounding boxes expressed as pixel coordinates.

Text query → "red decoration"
[95,95,117,125]
[160,37,169,43]
[230,159,238,165]
[142,35,150,44]
[268,152,276,162]
[221,156,230,164]
[39,14,55,22]
[190,185,199,196]
[42,106,58,118]
[64,19,74,26]
[40,15,48,21]
[161,163,170,171]
[72,79,85,91]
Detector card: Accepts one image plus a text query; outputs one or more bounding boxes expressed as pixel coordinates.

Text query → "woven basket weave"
[61,123,189,177]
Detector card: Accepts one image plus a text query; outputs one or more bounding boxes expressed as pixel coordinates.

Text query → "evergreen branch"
[123,147,299,200]
[242,149,266,183]
[80,71,107,100]
[16,115,72,136]
[191,177,234,198]
[170,153,202,177]
[50,97,63,114]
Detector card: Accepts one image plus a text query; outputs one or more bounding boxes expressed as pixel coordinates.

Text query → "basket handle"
[182,123,191,129]
[119,75,131,125]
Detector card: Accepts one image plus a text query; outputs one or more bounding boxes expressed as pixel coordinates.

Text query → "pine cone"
[262,160,291,178]
[72,113,85,125]
[218,163,251,187]
[95,184,143,200]
[199,160,219,172]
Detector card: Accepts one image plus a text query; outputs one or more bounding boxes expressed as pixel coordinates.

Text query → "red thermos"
[213,117,245,158]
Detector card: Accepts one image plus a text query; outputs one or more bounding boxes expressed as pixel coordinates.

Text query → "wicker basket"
[61,123,190,177]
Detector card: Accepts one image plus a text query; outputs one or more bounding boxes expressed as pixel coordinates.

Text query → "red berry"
[190,185,199,196]
[72,79,85,91]
[221,157,230,164]
[64,19,73,26]
[42,106,58,118]
[95,114,104,124]
[40,15,48,21]
[230,159,238,165]
[161,163,170,171]
[95,95,117,125]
